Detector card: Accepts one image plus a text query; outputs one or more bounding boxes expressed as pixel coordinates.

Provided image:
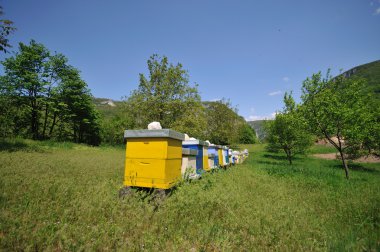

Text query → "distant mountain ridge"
[246,60,380,141]
[92,98,122,118]
[247,120,267,141]
[339,60,380,99]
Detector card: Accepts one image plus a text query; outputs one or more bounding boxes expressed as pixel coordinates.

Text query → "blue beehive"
[182,140,209,174]
[208,145,219,166]
[229,149,235,164]
[223,146,229,165]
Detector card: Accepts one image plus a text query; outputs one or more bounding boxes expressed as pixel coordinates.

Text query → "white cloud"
[282,77,290,82]
[246,112,277,121]
[375,7,380,15]
[268,90,282,96]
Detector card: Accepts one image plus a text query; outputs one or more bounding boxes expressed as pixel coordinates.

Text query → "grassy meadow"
[0,139,379,251]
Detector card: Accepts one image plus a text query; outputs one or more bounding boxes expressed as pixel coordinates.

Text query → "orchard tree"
[300,72,374,179]
[124,54,206,139]
[266,92,313,164]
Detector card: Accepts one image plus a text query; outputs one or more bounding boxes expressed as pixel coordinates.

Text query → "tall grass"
[0,140,379,250]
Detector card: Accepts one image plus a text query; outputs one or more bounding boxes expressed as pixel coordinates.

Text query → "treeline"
[0,40,101,145]
[100,55,256,145]
[1,41,256,146]
[265,72,380,179]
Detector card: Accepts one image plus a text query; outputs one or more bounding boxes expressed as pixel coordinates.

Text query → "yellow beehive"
[203,145,210,171]
[124,129,185,189]
[217,146,224,167]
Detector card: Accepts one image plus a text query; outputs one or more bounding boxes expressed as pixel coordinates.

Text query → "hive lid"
[124,129,185,141]
[182,140,209,146]
[182,148,198,156]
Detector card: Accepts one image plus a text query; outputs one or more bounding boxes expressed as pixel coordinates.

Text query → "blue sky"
[1,0,380,120]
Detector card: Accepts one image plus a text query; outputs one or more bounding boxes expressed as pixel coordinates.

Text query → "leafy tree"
[204,99,245,145]
[266,92,313,164]
[124,54,206,139]
[0,40,101,145]
[1,40,51,139]
[98,101,136,145]
[238,123,257,144]
[0,6,16,53]
[300,72,374,179]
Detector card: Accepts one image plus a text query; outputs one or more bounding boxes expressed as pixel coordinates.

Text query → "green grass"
[308,144,337,154]
[0,140,379,251]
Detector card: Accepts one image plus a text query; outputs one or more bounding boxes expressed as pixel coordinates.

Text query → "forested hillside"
[341,60,380,99]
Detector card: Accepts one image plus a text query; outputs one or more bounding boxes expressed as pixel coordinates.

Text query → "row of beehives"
[122,128,249,190]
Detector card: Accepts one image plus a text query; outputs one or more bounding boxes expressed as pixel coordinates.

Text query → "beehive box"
[208,153,216,169]
[223,146,229,165]
[217,145,224,167]
[182,139,210,173]
[123,129,185,189]
[208,145,219,167]
[181,148,198,178]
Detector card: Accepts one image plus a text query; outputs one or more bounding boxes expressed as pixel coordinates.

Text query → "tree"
[266,92,313,164]
[204,99,246,145]
[124,54,206,139]
[0,6,16,53]
[0,40,101,145]
[1,40,51,139]
[300,72,374,179]
[238,123,257,144]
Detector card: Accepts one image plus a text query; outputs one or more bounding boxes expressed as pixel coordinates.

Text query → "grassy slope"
[0,140,379,251]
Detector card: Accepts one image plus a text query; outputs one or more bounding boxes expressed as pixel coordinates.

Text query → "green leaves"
[0,40,101,145]
[266,93,313,164]
[0,6,16,53]
[300,71,378,178]
[124,54,206,139]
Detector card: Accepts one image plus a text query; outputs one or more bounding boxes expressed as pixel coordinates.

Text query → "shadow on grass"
[333,163,380,175]
[0,139,43,153]
[256,160,284,166]
[263,154,288,160]
[0,139,29,152]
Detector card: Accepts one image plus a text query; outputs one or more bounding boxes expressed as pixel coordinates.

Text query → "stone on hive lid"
[147,121,162,130]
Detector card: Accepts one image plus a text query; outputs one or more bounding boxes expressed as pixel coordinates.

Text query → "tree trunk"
[42,103,49,139]
[284,148,292,165]
[31,105,39,139]
[339,150,349,179]
[48,112,57,137]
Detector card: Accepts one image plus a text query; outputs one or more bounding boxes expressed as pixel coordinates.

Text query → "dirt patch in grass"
[313,153,380,163]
